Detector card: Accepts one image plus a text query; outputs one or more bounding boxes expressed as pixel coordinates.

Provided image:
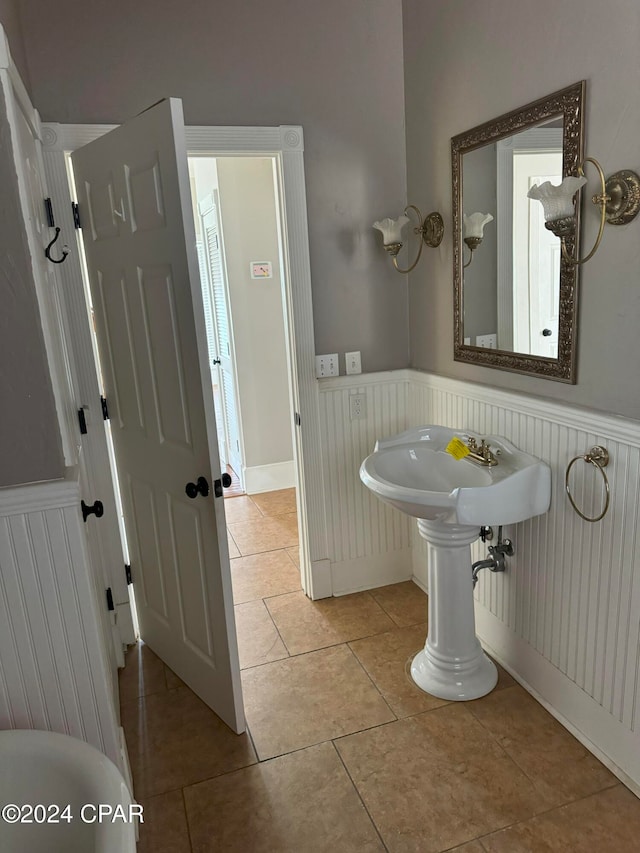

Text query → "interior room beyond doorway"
[188,156,296,501]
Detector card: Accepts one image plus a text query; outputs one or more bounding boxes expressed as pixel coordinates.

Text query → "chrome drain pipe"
[472,526,514,588]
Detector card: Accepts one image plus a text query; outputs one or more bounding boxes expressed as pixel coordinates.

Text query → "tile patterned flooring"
[119,488,640,852]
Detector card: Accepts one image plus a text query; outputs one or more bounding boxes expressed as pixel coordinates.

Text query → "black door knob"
[212,358,221,365]
[185,476,210,499]
[81,499,104,522]
[214,473,233,497]
[542,328,552,336]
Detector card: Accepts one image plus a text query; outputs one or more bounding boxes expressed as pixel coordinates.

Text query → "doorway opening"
[187,154,302,581]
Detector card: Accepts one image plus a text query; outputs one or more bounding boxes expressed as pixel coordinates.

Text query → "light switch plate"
[345,351,362,374]
[315,353,339,377]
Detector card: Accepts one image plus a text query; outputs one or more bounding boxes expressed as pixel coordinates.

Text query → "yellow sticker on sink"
[445,437,471,460]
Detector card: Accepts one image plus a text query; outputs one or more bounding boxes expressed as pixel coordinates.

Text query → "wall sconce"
[528,158,640,264]
[463,212,493,268]
[373,205,444,273]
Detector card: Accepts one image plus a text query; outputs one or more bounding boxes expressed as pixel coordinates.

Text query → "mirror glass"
[452,82,585,382]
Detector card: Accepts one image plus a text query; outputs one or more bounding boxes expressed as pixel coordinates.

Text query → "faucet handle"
[466,435,478,450]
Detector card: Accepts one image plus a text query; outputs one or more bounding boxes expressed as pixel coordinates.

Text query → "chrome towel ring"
[565,445,610,522]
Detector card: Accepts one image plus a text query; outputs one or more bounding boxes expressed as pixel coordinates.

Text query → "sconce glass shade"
[372,215,410,246]
[527,176,587,222]
[463,212,493,239]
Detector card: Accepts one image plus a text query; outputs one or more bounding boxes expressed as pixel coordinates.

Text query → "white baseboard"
[475,605,640,796]
[244,460,295,494]
[331,550,413,597]
[309,559,333,600]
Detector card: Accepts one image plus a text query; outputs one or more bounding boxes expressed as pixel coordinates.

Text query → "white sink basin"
[360,425,551,701]
[360,425,550,525]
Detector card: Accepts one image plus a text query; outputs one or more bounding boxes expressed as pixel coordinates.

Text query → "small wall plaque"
[250,261,273,279]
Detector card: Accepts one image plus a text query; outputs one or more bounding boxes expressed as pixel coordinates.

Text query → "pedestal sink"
[360,426,550,701]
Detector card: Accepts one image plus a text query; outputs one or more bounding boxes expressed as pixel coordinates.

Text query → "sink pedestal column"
[411,519,497,701]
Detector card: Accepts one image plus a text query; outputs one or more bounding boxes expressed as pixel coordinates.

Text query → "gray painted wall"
[0,84,64,486]
[19,0,410,374]
[0,0,29,86]
[404,0,640,419]
[216,158,294,471]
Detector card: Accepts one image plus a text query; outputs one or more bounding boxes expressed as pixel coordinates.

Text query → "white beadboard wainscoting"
[318,372,412,595]
[318,369,640,792]
[0,472,128,782]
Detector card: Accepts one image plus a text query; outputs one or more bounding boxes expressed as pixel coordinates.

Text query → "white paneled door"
[71,99,244,733]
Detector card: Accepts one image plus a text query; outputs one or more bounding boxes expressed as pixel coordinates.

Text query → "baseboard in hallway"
[223,464,244,497]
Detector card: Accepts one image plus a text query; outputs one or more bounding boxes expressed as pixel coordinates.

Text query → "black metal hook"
[44,227,69,264]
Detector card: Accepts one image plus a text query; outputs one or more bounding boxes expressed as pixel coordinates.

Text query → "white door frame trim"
[41,122,331,600]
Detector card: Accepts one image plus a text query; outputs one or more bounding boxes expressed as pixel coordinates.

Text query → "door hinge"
[125,564,132,585]
[294,412,302,427]
[44,198,55,228]
[101,396,110,420]
[106,587,115,611]
[77,407,88,435]
[72,202,81,229]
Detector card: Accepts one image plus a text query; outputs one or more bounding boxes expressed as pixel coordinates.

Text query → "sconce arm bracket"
[392,207,444,274]
[604,170,640,225]
[422,211,445,248]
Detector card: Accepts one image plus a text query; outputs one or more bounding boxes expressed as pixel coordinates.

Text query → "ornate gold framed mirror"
[452,81,585,382]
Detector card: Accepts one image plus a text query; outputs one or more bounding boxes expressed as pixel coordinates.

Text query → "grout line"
[180,787,195,853]
[229,542,300,559]
[469,782,625,849]
[330,740,390,852]
[245,722,259,761]
[343,642,397,721]
[260,596,292,657]
[251,736,337,765]
[465,690,620,814]
[249,716,401,764]
[369,585,428,629]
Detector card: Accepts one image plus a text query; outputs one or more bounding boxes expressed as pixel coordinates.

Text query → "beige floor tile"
[468,685,616,808]
[492,659,517,690]
[450,844,486,853]
[250,487,297,517]
[163,666,184,691]
[481,785,640,852]
[137,789,191,853]
[336,703,549,853]
[121,685,256,797]
[242,644,395,759]
[349,623,450,718]
[287,546,300,567]
[228,512,299,555]
[369,581,428,627]
[184,741,385,852]
[227,530,241,558]
[118,642,168,706]
[223,494,263,524]
[266,590,395,655]
[235,599,289,669]
[231,549,301,604]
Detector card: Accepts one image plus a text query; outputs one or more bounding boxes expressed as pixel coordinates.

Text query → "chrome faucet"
[465,436,498,467]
